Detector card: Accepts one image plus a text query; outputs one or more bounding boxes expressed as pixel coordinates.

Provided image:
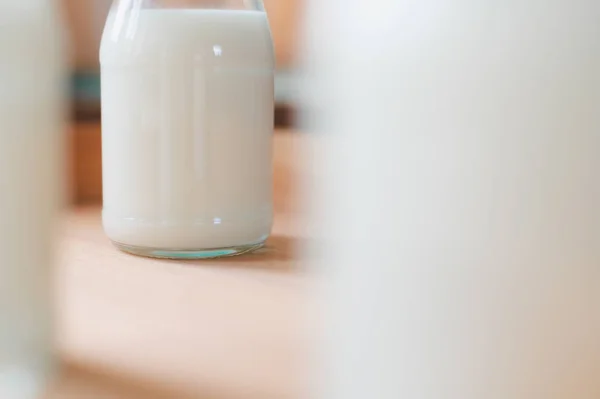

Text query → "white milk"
[0,1,65,398]
[304,1,600,398]
[100,9,274,255]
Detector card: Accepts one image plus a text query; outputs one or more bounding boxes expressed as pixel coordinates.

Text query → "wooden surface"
[71,123,103,203]
[48,131,308,399]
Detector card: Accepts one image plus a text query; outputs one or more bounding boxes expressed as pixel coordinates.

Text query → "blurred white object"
[0,1,65,398]
[304,1,600,398]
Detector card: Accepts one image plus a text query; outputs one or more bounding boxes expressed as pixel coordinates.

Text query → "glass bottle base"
[112,240,266,260]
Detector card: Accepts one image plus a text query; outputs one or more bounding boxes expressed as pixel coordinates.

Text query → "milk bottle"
[100,1,275,259]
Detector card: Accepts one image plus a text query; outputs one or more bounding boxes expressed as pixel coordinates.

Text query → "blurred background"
[63,0,301,203]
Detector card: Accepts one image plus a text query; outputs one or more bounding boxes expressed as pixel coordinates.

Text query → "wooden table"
[47,131,308,399]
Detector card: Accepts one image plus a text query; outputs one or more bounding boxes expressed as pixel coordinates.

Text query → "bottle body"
[305,1,600,398]
[0,2,65,398]
[100,1,275,258]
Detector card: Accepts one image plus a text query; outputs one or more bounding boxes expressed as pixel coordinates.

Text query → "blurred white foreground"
[0,1,65,398]
[304,1,600,398]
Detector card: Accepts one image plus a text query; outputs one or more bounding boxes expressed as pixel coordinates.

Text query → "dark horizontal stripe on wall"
[75,104,296,129]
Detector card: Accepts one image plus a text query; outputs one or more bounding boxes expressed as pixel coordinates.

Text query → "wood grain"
[49,131,308,399]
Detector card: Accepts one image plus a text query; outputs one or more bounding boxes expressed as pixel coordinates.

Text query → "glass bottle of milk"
[100,0,275,259]
[0,1,66,398]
